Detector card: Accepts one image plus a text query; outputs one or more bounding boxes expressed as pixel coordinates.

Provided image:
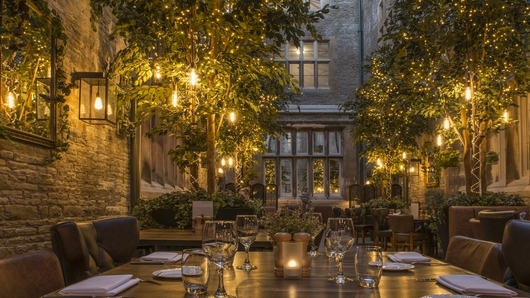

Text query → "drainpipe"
[129,99,140,210]
[358,0,365,186]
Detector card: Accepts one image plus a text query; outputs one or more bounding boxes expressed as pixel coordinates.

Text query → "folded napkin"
[387,252,430,263]
[59,274,139,296]
[140,251,182,263]
[437,275,517,297]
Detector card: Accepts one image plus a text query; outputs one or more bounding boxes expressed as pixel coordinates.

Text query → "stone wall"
[0,0,130,258]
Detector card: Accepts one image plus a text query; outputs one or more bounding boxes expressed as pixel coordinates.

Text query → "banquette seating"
[50,216,140,285]
[445,235,507,282]
[502,219,530,291]
[0,250,65,298]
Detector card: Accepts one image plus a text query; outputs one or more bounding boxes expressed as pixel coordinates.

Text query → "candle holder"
[283,242,302,279]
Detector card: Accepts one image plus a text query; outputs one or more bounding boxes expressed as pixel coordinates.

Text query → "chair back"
[50,216,140,285]
[332,207,343,217]
[250,183,265,203]
[388,214,414,233]
[0,250,65,298]
[445,235,507,282]
[478,210,517,243]
[372,208,390,231]
[313,206,334,225]
[503,219,530,291]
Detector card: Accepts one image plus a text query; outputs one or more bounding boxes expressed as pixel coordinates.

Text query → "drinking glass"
[355,245,383,288]
[235,215,259,271]
[325,217,355,283]
[202,221,238,298]
[305,212,323,257]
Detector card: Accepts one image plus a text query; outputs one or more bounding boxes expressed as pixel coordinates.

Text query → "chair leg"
[391,232,396,251]
[361,230,365,245]
[409,233,414,251]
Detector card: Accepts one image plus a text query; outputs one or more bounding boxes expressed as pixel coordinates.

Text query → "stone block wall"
[0,0,130,258]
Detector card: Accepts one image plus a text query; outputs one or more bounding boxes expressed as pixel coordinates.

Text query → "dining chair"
[371,208,392,251]
[50,216,140,285]
[351,207,374,245]
[478,210,518,243]
[0,250,65,298]
[388,214,427,252]
[502,219,530,291]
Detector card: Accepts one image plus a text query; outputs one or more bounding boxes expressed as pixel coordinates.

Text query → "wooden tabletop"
[139,229,273,251]
[43,251,528,298]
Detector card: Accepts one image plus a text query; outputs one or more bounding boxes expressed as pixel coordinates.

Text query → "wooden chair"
[351,207,374,245]
[0,250,65,298]
[372,208,392,251]
[388,214,427,252]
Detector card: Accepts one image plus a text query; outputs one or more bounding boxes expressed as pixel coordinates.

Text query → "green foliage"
[425,189,525,227]
[343,0,530,193]
[359,198,407,223]
[132,190,263,229]
[486,151,499,164]
[88,0,329,190]
[261,208,324,246]
[0,0,71,162]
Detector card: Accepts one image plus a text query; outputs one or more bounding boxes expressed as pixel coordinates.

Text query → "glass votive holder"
[283,241,302,279]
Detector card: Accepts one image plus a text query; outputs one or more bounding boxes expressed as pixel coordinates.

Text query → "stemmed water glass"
[202,221,239,298]
[305,212,323,257]
[324,217,355,284]
[235,215,259,271]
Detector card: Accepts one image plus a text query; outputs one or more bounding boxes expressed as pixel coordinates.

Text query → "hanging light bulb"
[172,88,178,107]
[221,158,226,166]
[228,157,233,167]
[409,166,415,173]
[443,118,450,130]
[94,91,103,110]
[218,167,224,174]
[376,158,382,167]
[465,87,472,100]
[437,135,443,147]
[154,65,162,80]
[190,68,197,86]
[503,110,509,123]
[229,111,236,123]
[6,91,15,109]
[402,152,407,159]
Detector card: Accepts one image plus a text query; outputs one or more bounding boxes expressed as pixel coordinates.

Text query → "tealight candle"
[283,242,302,279]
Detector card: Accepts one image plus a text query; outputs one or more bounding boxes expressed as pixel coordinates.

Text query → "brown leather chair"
[351,207,374,245]
[388,214,427,252]
[478,210,517,243]
[503,219,530,291]
[372,208,392,251]
[445,235,507,282]
[0,250,65,298]
[50,216,140,285]
[469,218,484,240]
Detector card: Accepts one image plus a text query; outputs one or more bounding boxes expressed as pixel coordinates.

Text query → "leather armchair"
[445,235,507,282]
[478,210,517,243]
[50,216,140,286]
[388,214,427,252]
[0,250,65,298]
[502,219,530,291]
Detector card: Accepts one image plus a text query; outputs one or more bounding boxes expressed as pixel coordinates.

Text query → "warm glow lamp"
[73,72,117,125]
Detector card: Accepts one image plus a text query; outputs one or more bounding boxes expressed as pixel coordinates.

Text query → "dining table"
[42,251,529,298]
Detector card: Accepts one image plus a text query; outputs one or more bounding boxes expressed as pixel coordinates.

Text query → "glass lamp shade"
[75,72,116,125]
[35,78,51,121]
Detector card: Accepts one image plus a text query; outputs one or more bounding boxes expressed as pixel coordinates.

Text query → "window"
[305,0,330,10]
[262,129,343,198]
[275,41,330,89]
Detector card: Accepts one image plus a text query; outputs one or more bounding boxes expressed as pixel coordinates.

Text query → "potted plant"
[359,198,407,223]
[425,189,525,253]
[261,208,324,246]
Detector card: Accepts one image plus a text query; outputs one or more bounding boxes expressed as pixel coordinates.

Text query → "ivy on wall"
[0,0,71,162]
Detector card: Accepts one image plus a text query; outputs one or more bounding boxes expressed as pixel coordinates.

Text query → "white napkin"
[140,251,182,263]
[437,275,517,297]
[59,274,139,296]
[387,252,430,263]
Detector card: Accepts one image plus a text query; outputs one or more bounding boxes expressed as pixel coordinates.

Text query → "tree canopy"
[89,0,329,192]
[343,0,530,195]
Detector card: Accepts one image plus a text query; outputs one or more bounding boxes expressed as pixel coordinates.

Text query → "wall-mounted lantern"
[72,72,116,125]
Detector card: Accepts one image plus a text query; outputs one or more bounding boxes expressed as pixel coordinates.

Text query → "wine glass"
[305,212,323,257]
[325,217,355,283]
[235,215,259,271]
[202,221,238,298]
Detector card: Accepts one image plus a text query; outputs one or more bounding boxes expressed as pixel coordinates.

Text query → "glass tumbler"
[355,245,383,288]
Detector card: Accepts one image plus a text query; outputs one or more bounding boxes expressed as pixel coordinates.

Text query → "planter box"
[215,208,254,221]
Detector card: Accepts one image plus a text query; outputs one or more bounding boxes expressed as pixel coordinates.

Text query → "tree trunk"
[207,113,216,194]
[461,107,472,195]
